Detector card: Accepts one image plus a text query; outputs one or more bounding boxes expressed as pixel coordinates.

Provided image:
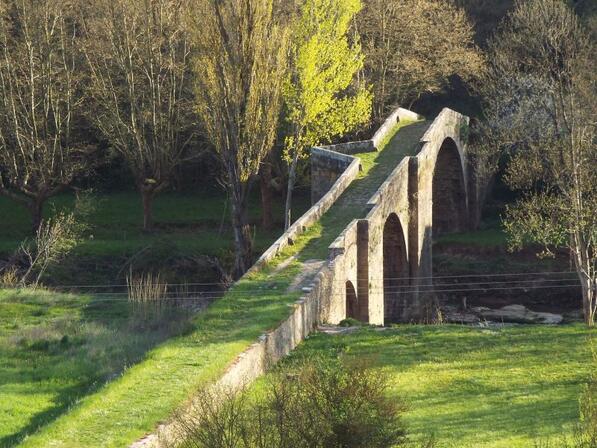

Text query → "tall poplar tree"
[283,0,372,230]
[191,0,289,277]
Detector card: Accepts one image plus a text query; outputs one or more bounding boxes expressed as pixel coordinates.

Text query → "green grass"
[0,190,309,257]
[436,227,507,247]
[11,120,429,447]
[0,288,188,447]
[265,324,596,448]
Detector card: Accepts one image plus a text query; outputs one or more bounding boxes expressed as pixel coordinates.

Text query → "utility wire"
[27,282,580,303]
[44,270,579,289]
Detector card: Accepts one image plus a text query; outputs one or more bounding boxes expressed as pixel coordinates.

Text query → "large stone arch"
[431,137,467,236]
[383,213,409,322]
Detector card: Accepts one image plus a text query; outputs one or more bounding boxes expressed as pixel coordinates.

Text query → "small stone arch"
[345,281,358,320]
[383,213,409,322]
[432,137,467,236]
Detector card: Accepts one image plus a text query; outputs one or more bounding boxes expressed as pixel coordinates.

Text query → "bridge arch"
[383,213,409,322]
[431,137,467,236]
[345,281,359,320]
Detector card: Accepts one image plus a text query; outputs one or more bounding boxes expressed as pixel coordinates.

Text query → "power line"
[20,282,579,304]
[41,270,579,290]
[48,276,580,296]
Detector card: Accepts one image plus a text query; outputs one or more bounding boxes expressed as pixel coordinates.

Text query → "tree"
[283,0,372,230]
[82,0,195,232]
[0,0,92,232]
[191,0,288,277]
[479,0,596,325]
[357,0,484,121]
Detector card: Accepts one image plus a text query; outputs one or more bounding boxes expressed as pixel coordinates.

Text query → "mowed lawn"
[271,325,596,448]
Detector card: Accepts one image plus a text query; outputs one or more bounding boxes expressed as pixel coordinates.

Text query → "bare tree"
[357,0,484,121]
[479,0,596,325]
[190,0,289,277]
[0,0,91,232]
[82,0,195,232]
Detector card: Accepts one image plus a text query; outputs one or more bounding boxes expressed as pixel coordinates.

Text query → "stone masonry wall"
[310,107,423,205]
[310,148,360,204]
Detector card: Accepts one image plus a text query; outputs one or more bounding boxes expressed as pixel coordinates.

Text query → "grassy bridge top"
[17,119,430,447]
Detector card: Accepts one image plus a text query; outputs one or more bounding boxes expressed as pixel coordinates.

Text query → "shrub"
[338,317,363,327]
[173,357,414,448]
[3,192,94,288]
[268,356,407,448]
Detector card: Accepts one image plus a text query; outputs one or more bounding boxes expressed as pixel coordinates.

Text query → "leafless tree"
[190,0,289,277]
[478,0,596,325]
[0,0,92,232]
[82,0,196,231]
[357,0,484,121]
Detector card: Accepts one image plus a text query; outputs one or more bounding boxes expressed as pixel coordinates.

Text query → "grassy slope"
[267,324,596,448]
[16,120,427,447]
[0,289,186,447]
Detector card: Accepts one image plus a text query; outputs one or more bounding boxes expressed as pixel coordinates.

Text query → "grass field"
[0,189,309,258]
[0,288,190,447]
[7,119,424,447]
[266,324,596,448]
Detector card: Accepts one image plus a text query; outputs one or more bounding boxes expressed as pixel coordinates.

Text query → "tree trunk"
[141,188,155,232]
[230,185,253,278]
[29,199,44,233]
[580,273,595,327]
[284,153,300,231]
[259,161,274,231]
[573,235,596,327]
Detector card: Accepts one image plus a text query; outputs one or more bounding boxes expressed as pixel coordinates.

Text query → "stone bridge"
[311,107,473,324]
[133,106,476,446]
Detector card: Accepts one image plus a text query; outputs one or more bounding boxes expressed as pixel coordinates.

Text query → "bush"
[338,317,363,327]
[2,192,94,287]
[174,357,417,448]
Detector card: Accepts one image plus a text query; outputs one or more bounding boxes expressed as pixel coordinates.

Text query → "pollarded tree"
[357,0,484,121]
[480,0,596,325]
[82,0,195,232]
[0,0,92,232]
[191,0,289,277]
[283,0,372,230]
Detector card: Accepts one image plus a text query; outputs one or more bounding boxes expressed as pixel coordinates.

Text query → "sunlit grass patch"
[265,324,596,448]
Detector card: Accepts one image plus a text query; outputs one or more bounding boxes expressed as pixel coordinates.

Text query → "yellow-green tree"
[283,0,372,229]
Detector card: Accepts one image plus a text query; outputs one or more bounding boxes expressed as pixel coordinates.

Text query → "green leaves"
[283,0,372,162]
